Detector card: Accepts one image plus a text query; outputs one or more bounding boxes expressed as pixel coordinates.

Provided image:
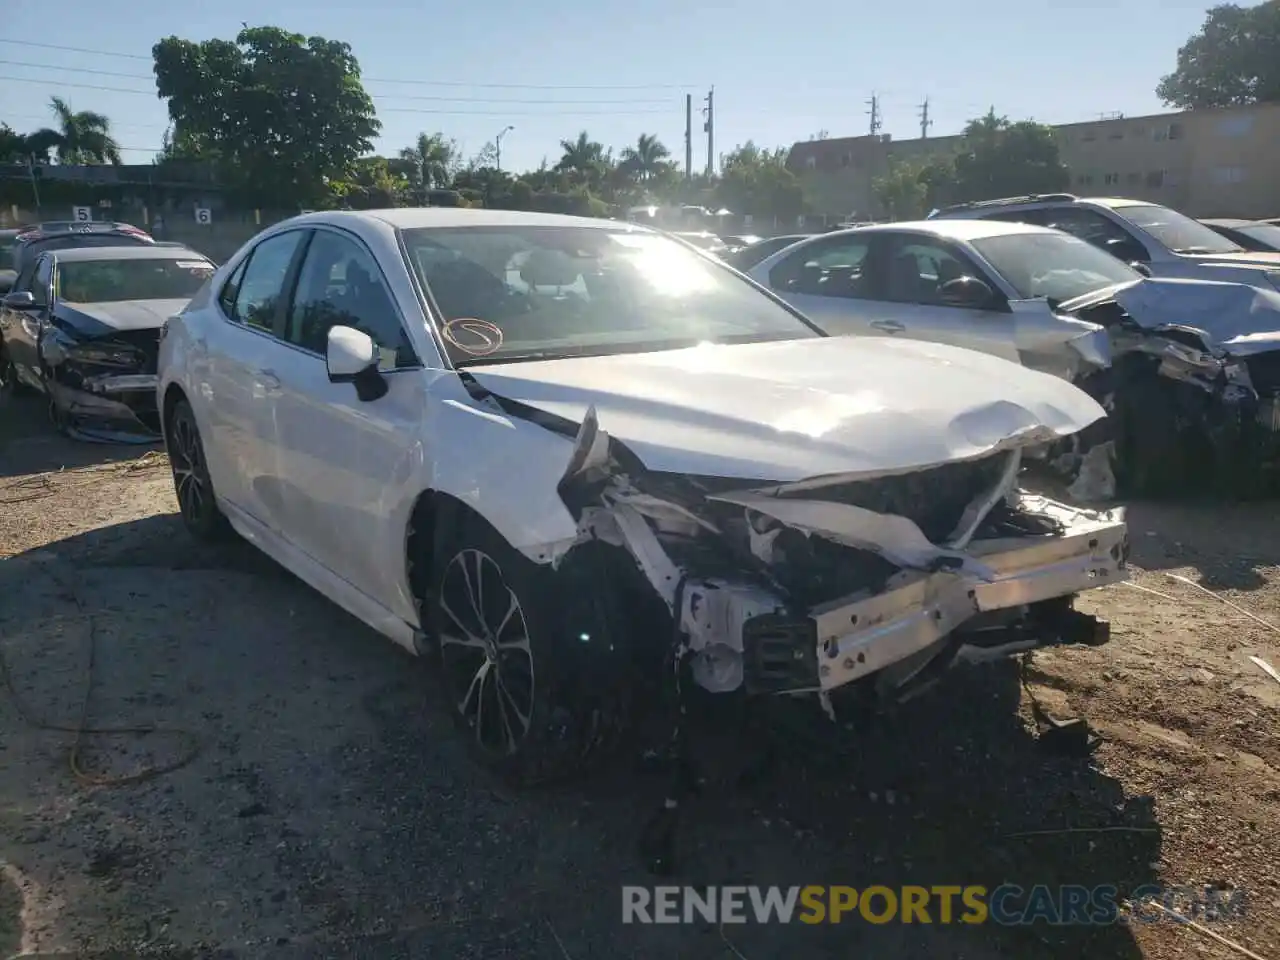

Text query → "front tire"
[166,398,231,541]
[430,515,632,786]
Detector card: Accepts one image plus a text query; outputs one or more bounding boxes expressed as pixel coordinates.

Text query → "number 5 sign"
[194,207,212,225]
[72,206,92,222]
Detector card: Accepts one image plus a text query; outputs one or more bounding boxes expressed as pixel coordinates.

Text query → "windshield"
[1238,223,1280,251]
[1114,202,1244,255]
[400,225,820,365]
[972,232,1142,302]
[57,257,215,303]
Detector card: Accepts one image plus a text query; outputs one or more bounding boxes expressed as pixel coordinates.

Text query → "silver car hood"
[463,336,1106,482]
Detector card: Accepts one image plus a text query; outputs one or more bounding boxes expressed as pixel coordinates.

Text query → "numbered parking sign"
[72,206,92,222]
[194,207,212,225]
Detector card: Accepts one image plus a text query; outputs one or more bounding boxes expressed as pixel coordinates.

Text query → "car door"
[4,255,54,390]
[873,232,1022,364]
[269,226,427,609]
[750,233,894,336]
[200,229,309,531]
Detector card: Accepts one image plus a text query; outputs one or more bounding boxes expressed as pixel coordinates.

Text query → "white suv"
[931,194,1280,293]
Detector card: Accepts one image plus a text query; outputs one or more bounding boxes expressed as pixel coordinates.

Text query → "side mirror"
[939,276,998,310]
[1105,237,1148,264]
[2,290,37,310]
[326,325,388,402]
[1130,262,1153,277]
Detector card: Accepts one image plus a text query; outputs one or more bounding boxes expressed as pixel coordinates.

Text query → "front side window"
[768,236,872,299]
[880,235,989,306]
[1112,202,1243,255]
[971,232,1143,303]
[232,231,306,334]
[56,258,215,304]
[285,230,417,368]
[400,225,821,366]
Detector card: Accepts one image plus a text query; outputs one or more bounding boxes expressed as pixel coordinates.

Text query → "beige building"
[788,101,1280,221]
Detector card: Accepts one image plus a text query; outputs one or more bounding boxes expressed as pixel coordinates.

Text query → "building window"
[1210,165,1246,185]
[1104,172,1120,186]
[1082,129,1097,142]
[1145,170,1165,188]
[1075,173,1094,186]
[841,154,851,167]
[1217,115,1254,137]
[1169,122,1184,140]
[1108,128,1124,140]
[805,156,817,170]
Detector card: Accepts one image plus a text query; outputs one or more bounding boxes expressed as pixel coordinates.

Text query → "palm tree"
[555,131,610,185]
[619,133,671,182]
[27,97,122,164]
[399,133,459,202]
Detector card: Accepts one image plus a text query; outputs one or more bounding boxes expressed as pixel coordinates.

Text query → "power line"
[0,38,698,90]
[0,76,675,116]
[0,59,679,104]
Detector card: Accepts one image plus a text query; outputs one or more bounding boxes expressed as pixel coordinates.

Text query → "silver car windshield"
[1116,202,1244,255]
[971,232,1143,302]
[400,225,820,365]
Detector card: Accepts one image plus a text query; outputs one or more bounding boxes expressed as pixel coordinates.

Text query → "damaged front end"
[553,407,1128,712]
[39,319,162,443]
[1061,280,1280,497]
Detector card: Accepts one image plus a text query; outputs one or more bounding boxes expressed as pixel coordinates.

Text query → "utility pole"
[703,87,715,177]
[684,94,693,180]
[495,125,514,173]
[867,93,882,137]
[918,97,932,139]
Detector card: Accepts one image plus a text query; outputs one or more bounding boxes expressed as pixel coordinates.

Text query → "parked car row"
[0,221,215,441]
[6,193,1275,789]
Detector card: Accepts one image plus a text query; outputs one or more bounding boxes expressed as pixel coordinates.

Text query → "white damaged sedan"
[157,209,1128,783]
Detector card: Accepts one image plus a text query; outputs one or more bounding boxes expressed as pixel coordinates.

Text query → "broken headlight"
[65,341,146,370]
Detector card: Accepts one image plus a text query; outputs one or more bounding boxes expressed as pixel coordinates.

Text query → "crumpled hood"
[1061,277,1280,357]
[464,337,1105,481]
[60,298,191,334]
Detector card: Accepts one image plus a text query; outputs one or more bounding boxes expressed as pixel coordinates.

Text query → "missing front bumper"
[739,497,1127,695]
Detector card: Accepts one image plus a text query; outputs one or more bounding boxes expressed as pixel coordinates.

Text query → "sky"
[0,0,1239,176]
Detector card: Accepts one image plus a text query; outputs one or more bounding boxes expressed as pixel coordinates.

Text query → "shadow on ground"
[0,514,1162,960]
[0,393,159,479]
[1122,499,1280,591]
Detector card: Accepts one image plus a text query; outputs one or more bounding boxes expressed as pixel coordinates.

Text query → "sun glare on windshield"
[612,235,718,297]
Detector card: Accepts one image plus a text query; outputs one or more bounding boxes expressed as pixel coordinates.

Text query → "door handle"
[870,319,906,334]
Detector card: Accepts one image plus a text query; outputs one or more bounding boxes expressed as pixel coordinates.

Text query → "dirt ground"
[1,392,1279,960]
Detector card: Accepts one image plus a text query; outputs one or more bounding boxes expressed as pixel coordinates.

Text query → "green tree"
[555,131,611,188]
[944,110,1068,204]
[334,157,410,209]
[399,132,459,203]
[713,142,805,220]
[25,97,122,164]
[618,133,672,182]
[872,160,930,220]
[1157,1,1280,108]
[152,25,380,207]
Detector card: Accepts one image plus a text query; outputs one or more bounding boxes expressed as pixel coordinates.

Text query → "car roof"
[849,219,1062,241]
[293,208,645,232]
[51,245,210,263]
[1200,218,1255,228]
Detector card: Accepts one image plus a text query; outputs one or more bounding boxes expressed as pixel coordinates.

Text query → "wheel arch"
[160,381,189,446]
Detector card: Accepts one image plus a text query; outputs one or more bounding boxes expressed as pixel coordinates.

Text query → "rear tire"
[428,513,632,786]
[166,398,232,541]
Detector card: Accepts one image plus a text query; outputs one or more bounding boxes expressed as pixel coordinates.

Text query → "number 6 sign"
[194,207,212,225]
